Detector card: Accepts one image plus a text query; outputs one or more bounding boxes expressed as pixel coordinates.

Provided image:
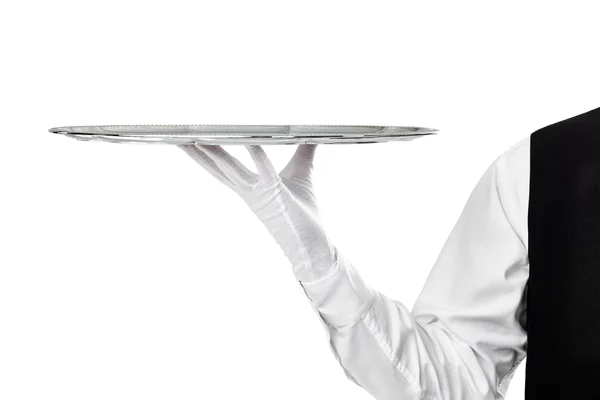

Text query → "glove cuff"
[299,251,375,328]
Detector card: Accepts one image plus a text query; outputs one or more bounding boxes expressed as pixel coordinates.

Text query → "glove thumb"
[280,144,317,181]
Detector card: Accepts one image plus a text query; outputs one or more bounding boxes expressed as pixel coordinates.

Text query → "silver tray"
[49,125,438,145]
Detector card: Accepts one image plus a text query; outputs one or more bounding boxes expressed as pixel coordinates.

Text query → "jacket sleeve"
[298,141,530,400]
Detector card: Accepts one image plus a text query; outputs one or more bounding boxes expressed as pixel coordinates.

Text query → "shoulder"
[497,135,530,171]
[483,106,600,251]
[494,134,530,195]
[492,135,531,251]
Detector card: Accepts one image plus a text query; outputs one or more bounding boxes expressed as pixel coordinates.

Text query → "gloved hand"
[178,143,338,283]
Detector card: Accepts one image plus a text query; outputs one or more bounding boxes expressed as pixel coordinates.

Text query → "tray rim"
[49,124,438,133]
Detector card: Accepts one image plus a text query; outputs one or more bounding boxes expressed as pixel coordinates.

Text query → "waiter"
[179,106,600,399]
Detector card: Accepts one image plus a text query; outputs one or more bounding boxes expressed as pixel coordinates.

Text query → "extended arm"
[179,141,529,400]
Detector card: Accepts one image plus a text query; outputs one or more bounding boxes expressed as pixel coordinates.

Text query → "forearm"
[299,252,497,400]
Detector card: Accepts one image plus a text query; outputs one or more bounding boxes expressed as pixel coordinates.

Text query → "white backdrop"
[2,1,600,399]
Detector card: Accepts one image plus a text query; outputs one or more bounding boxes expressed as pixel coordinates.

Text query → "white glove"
[178,143,337,283]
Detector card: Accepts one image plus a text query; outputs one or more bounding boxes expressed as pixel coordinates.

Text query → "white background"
[2,1,600,399]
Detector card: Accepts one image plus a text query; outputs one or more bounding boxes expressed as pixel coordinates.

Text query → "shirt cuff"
[299,251,375,328]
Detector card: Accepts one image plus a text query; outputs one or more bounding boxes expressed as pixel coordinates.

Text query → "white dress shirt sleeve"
[299,137,530,400]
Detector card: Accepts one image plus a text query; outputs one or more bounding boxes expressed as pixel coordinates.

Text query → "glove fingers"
[245,145,279,182]
[177,144,236,189]
[195,144,258,187]
[280,144,317,180]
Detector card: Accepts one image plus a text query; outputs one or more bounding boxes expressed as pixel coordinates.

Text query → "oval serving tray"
[49,125,438,145]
